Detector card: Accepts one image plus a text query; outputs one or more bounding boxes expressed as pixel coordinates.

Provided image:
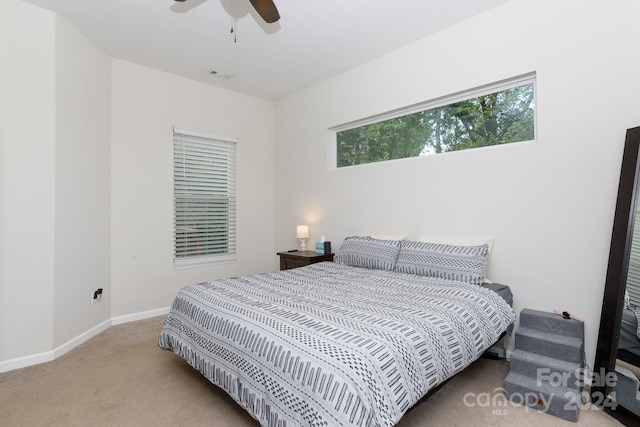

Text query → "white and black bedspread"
[158,262,515,427]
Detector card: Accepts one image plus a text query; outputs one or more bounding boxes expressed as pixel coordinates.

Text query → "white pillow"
[395,240,489,285]
[335,236,402,271]
[367,233,407,241]
[416,235,494,253]
[416,236,494,283]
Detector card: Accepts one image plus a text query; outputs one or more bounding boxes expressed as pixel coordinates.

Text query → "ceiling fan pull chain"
[233,18,237,43]
[231,0,237,43]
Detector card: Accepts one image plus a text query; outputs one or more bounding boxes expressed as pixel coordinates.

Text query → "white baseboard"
[0,307,170,374]
[52,318,112,360]
[111,306,169,325]
[0,350,55,373]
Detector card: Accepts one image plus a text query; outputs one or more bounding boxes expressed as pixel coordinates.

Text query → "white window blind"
[627,214,640,305]
[173,128,236,268]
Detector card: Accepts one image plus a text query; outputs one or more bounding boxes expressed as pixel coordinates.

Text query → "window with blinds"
[173,128,237,268]
[627,214,640,305]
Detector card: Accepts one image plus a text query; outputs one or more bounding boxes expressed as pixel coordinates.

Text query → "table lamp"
[296,225,309,251]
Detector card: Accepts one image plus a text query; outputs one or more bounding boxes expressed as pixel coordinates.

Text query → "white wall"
[0,0,112,365]
[110,60,275,318]
[274,0,640,365]
[0,0,56,362]
[53,16,112,347]
[4,0,637,371]
[0,0,275,369]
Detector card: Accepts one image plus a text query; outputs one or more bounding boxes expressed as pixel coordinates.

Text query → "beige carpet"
[0,316,624,427]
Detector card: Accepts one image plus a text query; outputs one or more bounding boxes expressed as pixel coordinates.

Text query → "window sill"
[173,254,236,270]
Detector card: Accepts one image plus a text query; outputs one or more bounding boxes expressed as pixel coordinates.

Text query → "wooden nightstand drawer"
[277,251,334,270]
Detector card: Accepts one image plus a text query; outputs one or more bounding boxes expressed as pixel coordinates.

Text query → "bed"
[618,307,640,366]
[159,236,516,427]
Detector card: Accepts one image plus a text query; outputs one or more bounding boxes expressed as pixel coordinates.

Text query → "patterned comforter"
[158,262,515,427]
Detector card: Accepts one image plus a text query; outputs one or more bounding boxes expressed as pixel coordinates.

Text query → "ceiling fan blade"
[249,0,280,23]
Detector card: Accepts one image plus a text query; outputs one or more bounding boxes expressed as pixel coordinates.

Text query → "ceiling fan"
[173,0,280,24]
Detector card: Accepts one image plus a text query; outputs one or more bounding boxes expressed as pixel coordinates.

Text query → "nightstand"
[276,250,334,270]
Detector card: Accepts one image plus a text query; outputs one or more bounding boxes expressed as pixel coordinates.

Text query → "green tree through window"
[336,81,535,167]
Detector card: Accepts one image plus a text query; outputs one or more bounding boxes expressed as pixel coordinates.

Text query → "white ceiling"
[21,0,510,101]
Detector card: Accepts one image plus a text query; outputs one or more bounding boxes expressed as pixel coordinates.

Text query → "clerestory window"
[334,74,536,168]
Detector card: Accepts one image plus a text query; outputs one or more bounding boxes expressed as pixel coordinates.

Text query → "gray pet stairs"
[504,308,585,422]
[612,364,640,417]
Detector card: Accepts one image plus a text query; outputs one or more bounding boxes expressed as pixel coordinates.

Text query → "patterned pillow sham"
[394,240,489,285]
[335,236,401,271]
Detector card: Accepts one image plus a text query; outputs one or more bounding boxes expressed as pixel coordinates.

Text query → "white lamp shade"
[296,225,309,239]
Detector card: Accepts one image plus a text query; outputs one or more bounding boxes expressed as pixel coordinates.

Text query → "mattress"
[482,282,513,307]
[618,308,640,365]
[159,262,515,427]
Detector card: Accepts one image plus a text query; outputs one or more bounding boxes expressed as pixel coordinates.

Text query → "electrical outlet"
[90,288,104,305]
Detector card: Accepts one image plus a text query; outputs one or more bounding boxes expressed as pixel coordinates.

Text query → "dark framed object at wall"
[593,126,640,424]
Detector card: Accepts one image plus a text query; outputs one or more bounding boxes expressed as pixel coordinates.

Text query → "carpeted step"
[514,327,583,363]
[519,308,584,339]
[504,371,581,422]
[508,349,583,393]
